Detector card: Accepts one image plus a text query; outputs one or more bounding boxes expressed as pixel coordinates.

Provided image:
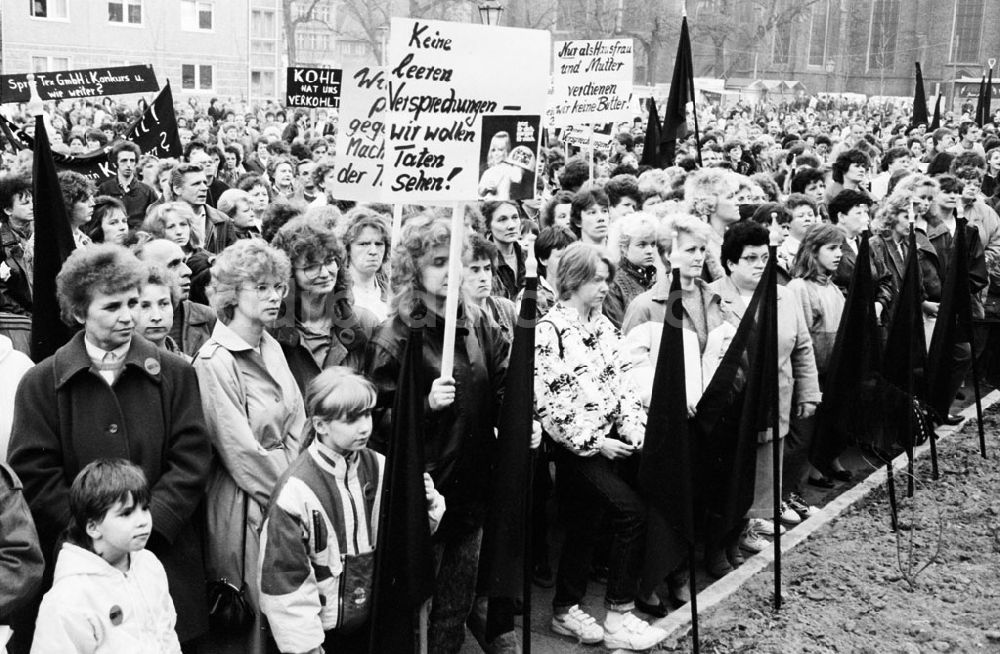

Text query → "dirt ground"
[662,410,1000,654]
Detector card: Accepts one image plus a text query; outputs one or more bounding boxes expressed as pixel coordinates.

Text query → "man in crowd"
[97,140,157,229]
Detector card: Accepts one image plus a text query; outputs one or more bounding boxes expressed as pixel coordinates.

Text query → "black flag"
[930,93,942,131]
[126,81,183,159]
[639,268,695,541]
[30,116,77,362]
[640,97,666,168]
[927,218,973,418]
[976,73,987,127]
[911,63,929,128]
[694,255,779,543]
[369,322,435,653]
[661,15,698,167]
[985,66,994,127]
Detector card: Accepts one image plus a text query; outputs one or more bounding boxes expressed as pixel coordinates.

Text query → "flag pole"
[768,246,782,612]
[588,126,595,182]
[440,202,465,378]
[886,463,899,531]
[523,449,535,654]
[419,600,430,654]
[683,5,703,168]
[906,221,917,499]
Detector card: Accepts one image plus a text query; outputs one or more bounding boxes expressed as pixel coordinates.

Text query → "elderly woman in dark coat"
[7,244,211,652]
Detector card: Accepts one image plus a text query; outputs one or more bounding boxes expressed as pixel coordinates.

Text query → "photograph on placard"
[477,115,541,201]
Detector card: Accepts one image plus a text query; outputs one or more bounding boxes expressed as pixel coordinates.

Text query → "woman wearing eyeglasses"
[270,215,380,395]
[193,239,307,654]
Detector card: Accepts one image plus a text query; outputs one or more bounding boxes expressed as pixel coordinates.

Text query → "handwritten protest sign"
[384,17,549,202]
[549,39,633,127]
[1,65,158,104]
[330,66,386,202]
[286,67,342,108]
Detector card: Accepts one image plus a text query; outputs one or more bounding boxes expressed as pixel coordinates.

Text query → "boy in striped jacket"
[258,368,444,654]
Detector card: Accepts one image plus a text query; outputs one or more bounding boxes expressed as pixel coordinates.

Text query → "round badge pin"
[109,605,123,626]
[144,358,161,375]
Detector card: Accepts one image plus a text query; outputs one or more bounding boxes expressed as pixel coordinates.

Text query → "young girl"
[259,368,444,654]
[784,223,846,513]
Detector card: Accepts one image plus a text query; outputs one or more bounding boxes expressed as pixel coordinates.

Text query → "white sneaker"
[748,517,786,535]
[603,612,667,651]
[739,524,769,553]
[779,501,802,526]
[551,605,604,644]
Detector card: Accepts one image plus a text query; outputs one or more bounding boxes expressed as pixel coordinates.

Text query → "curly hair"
[271,215,345,271]
[56,243,145,325]
[874,193,912,239]
[209,239,292,323]
[142,201,202,249]
[341,207,391,268]
[266,155,295,183]
[262,200,306,243]
[57,171,96,214]
[541,190,574,229]
[389,214,468,314]
[480,199,520,233]
[683,167,739,217]
[216,188,251,218]
[0,173,32,213]
[141,262,181,305]
[616,211,658,259]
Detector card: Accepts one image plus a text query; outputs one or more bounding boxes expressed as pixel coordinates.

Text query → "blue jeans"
[552,450,646,612]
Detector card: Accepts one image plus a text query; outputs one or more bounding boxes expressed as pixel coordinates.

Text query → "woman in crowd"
[534,242,666,651]
[707,221,820,563]
[340,207,391,322]
[542,190,574,230]
[8,244,211,652]
[603,212,658,329]
[82,195,129,245]
[482,199,525,300]
[193,239,306,653]
[683,167,741,281]
[463,233,518,339]
[569,186,612,249]
[215,188,263,250]
[270,214,379,394]
[366,215,509,654]
[267,155,297,201]
[237,173,273,228]
[155,159,178,201]
[142,201,214,303]
[139,153,160,189]
[134,263,184,357]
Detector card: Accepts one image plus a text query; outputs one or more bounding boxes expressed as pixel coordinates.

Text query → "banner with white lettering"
[477,115,541,201]
[0,65,158,104]
[330,66,386,202]
[286,67,342,108]
[549,39,633,127]
[384,17,549,202]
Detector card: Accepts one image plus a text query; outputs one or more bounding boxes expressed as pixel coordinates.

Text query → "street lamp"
[478,0,503,26]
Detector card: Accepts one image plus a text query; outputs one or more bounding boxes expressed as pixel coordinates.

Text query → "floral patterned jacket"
[534,301,646,455]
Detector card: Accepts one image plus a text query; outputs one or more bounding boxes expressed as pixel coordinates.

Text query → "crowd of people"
[0,89,997,654]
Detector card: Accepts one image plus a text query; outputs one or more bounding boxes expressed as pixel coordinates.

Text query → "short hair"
[683,167,739,206]
[468,232,499,267]
[789,167,826,194]
[481,199,521,234]
[785,192,818,216]
[926,151,955,177]
[56,243,145,325]
[751,202,792,226]
[142,201,202,248]
[958,121,980,139]
[271,215,344,270]
[261,201,305,243]
[558,158,590,193]
[555,242,615,300]
[791,223,846,281]
[0,173,32,213]
[655,213,712,258]
[183,139,209,160]
[303,367,377,449]
[534,224,576,265]
[616,211,657,258]
[109,140,141,164]
[831,149,871,183]
[169,163,205,195]
[216,188,251,218]
[141,262,181,305]
[880,147,911,172]
[569,186,609,239]
[541,190,574,228]
[57,170,96,213]
[827,189,873,225]
[931,128,954,146]
[266,155,295,181]
[84,195,128,243]
[236,173,270,197]
[85,128,108,146]
[223,144,243,168]
[614,132,634,151]
[341,207,391,267]
[313,161,335,189]
[952,165,984,184]
[937,174,964,194]
[750,173,781,202]
[950,150,987,174]
[637,168,674,201]
[720,220,769,274]
[605,174,641,208]
[209,239,292,323]
[69,459,150,549]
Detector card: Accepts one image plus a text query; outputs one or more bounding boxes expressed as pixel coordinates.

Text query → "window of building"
[251,9,275,38]
[808,1,829,67]
[181,0,213,31]
[951,0,984,64]
[181,64,214,91]
[867,0,900,71]
[772,20,792,66]
[251,70,275,98]
[108,0,142,24]
[340,41,369,57]
[29,0,68,19]
[295,1,331,23]
[31,56,69,72]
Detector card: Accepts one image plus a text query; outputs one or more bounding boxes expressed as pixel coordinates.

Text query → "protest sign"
[330,66,386,202]
[384,17,549,202]
[1,65,158,104]
[477,115,541,201]
[549,39,633,127]
[561,123,613,156]
[286,67,342,108]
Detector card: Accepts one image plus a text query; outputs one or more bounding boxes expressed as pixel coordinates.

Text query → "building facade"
[1,0,249,100]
